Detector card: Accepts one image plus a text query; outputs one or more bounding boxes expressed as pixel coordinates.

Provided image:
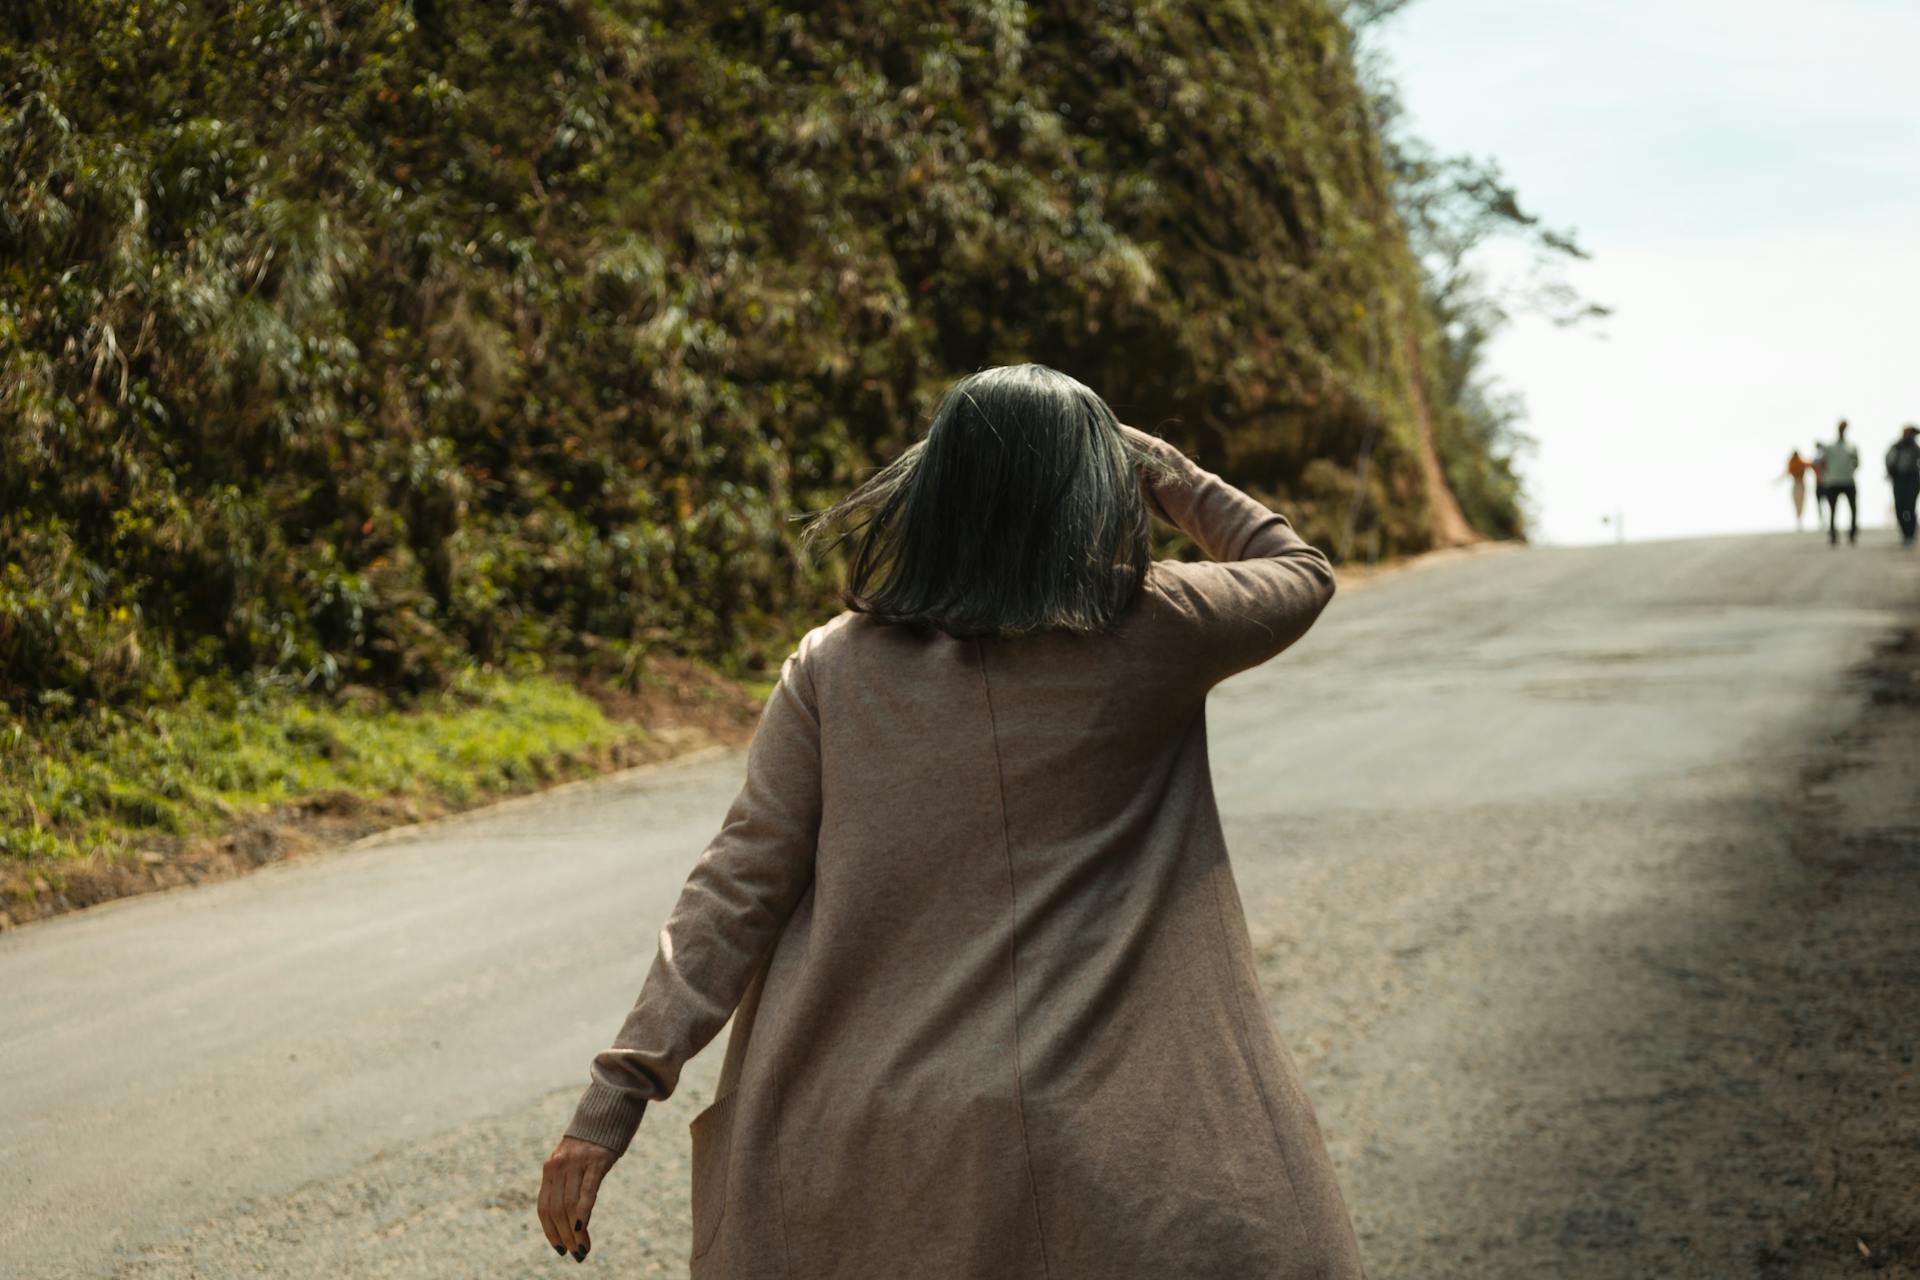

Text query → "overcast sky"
[1372,0,1920,544]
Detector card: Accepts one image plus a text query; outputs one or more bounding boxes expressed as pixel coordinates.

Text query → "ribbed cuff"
[564,1082,648,1158]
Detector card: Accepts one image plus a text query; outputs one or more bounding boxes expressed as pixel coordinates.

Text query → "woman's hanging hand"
[539,1134,620,1262]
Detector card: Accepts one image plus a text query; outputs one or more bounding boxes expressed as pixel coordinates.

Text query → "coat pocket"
[688,1090,739,1262]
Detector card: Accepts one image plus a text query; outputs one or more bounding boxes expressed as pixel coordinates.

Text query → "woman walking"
[1783,448,1812,530]
[539,364,1365,1278]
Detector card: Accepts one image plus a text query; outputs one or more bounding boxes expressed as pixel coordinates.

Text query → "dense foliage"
[1,0,1514,724]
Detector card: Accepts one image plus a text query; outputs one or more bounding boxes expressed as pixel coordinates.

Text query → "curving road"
[4,532,1917,1278]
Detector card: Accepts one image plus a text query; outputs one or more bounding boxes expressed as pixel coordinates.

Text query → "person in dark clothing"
[1888,425,1920,548]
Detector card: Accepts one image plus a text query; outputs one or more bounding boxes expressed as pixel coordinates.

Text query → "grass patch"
[2,670,645,876]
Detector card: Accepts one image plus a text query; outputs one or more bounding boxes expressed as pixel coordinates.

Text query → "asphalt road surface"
[6,532,1918,1278]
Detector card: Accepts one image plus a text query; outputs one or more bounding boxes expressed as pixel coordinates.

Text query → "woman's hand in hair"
[1116,423,1188,520]
[539,1134,620,1262]
[1116,421,1173,456]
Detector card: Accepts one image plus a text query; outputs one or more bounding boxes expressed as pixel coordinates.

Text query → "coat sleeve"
[563,646,822,1156]
[1123,424,1337,686]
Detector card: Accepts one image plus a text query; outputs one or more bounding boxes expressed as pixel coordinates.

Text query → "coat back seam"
[974,637,1055,1280]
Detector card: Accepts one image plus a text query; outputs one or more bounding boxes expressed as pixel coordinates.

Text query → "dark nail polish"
[573,1248,586,1262]
[554,1245,566,1255]
[574,1220,584,1232]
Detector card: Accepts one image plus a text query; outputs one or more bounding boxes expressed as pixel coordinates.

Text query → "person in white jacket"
[1816,420,1860,546]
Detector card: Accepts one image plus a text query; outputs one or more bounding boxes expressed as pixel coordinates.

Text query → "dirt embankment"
[1402,327,1482,550]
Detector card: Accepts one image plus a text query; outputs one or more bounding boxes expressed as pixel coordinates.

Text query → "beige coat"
[568,433,1365,1278]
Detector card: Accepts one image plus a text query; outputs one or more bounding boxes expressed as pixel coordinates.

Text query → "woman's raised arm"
[1121,423,1337,683]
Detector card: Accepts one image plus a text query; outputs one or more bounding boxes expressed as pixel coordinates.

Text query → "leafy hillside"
[1,0,1514,738]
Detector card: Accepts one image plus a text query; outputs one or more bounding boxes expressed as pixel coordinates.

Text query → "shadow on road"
[1282,623,1920,1278]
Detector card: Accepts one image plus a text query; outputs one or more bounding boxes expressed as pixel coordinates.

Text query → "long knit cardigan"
[567,430,1366,1279]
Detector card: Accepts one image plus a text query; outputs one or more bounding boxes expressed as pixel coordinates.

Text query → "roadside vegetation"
[0,0,1577,922]
[5,675,626,864]
[0,666,762,921]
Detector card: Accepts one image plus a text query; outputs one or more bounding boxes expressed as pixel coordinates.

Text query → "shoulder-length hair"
[803,364,1176,639]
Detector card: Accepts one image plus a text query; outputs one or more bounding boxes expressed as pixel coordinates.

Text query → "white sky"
[1372,0,1920,543]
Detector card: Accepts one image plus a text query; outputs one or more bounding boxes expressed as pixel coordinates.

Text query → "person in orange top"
[1783,450,1813,529]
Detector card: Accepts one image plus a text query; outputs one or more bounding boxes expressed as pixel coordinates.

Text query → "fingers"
[537,1153,567,1257]
[1117,421,1172,455]
[570,1164,605,1261]
[559,1160,588,1260]
[540,1138,616,1262]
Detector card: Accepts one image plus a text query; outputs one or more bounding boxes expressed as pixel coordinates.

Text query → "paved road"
[5,532,1917,1278]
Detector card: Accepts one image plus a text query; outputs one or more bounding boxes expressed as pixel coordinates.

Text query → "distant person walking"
[1888,425,1920,548]
[1782,450,1813,529]
[1816,420,1860,546]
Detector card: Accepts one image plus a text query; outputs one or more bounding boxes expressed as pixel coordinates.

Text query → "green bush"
[0,0,1515,725]
[0,672,635,867]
